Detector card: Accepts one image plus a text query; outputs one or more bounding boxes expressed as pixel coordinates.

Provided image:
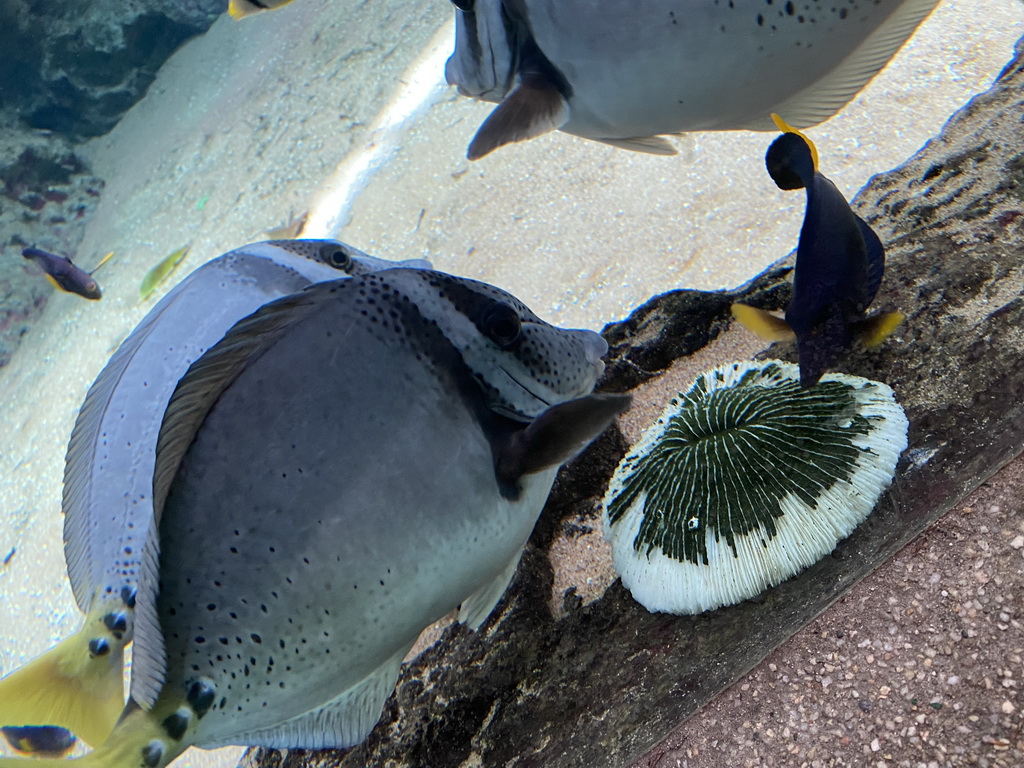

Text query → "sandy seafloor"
[1,1,1022,767]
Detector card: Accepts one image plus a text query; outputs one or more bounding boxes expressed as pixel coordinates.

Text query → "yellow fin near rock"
[730,303,797,342]
[0,602,124,749]
[857,310,906,348]
[770,114,819,171]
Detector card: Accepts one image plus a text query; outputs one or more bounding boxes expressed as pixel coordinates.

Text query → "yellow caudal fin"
[730,303,797,342]
[770,114,819,170]
[857,310,906,348]
[0,612,124,748]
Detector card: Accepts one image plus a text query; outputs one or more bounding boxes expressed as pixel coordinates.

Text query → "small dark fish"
[732,115,903,387]
[0,726,77,758]
[1,548,13,566]
[21,248,102,300]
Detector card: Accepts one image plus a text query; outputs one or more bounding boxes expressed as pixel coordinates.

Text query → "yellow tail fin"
[859,310,906,348]
[731,303,797,342]
[0,609,124,748]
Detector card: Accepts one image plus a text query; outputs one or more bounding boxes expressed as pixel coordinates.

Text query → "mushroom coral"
[602,360,908,615]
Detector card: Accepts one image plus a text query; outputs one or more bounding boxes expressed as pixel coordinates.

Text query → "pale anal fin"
[210,642,414,750]
[458,552,524,630]
[594,135,678,156]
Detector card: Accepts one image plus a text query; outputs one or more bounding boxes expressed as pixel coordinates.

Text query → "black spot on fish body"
[88,637,110,657]
[141,740,164,768]
[161,710,190,741]
[103,611,128,636]
[186,678,216,717]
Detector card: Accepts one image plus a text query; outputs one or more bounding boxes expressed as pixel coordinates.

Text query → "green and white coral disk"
[602,360,908,615]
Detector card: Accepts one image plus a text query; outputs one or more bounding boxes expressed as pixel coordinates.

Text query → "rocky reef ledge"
[243,34,1024,768]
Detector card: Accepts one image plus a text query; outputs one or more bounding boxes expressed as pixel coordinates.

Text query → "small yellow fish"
[139,246,189,302]
[228,0,297,20]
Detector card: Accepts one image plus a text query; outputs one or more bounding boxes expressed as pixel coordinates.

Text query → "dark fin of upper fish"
[457,551,524,629]
[854,310,906,349]
[594,136,678,156]
[0,602,125,748]
[22,247,102,300]
[1,727,77,758]
[214,641,415,749]
[730,303,797,342]
[467,76,569,160]
[856,215,886,305]
[765,132,816,191]
[494,393,632,486]
[466,37,572,160]
[132,282,340,709]
[745,0,941,131]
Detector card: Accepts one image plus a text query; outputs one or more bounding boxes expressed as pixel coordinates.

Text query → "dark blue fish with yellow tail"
[731,115,904,387]
[22,247,111,300]
[0,240,429,757]
[0,268,626,768]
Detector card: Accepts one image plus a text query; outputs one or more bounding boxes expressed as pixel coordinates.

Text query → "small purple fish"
[22,247,102,300]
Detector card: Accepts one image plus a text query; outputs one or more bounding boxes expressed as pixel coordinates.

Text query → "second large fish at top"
[445,0,940,159]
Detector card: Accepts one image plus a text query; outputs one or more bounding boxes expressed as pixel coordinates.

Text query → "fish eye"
[450,0,474,11]
[481,302,522,348]
[319,244,353,271]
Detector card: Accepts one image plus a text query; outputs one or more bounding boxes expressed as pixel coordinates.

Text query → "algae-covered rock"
[242,33,1024,768]
[0,1,222,139]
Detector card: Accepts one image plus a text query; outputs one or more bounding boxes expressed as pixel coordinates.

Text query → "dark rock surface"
[242,35,1024,768]
[0,126,104,366]
[1,0,223,139]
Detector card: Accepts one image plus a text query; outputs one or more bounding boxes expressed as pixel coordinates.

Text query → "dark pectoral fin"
[496,393,632,484]
[467,77,569,160]
[855,215,886,305]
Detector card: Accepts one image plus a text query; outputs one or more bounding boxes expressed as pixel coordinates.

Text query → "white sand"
[0,1,1020,767]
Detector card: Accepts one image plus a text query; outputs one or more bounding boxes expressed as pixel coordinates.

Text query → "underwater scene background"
[1,1,1022,766]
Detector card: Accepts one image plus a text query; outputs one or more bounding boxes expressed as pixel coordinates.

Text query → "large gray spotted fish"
[0,268,628,768]
[445,0,940,159]
[0,240,429,752]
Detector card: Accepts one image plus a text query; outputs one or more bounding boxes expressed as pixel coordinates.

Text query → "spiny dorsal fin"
[731,303,797,342]
[594,135,678,156]
[468,78,569,160]
[495,393,631,484]
[151,283,336,521]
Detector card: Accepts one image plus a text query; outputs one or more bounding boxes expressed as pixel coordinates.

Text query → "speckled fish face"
[445,0,517,102]
[381,270,608,419]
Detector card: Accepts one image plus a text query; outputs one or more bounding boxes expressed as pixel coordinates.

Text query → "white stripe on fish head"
[258,239,430,278]
[379,269,607,420]
[445,0,517,102]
